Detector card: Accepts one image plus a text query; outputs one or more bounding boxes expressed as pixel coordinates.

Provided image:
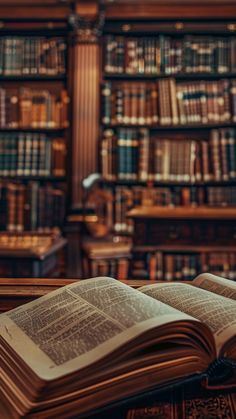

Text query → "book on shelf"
[0,228,62,255]
[88,257,130,280]
[83,239,132,280]
[1,273,236,418]
[131,251,236,281]
[101,79,235,127]
[92,183,236,239]
[0,181,65,231]
[0,87,69,129]
[0,133,66,177]
[104,35,236,75]
[0,37,66,76]
[100,127,236,183]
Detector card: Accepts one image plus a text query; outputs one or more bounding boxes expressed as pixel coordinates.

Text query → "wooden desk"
[0,233,67,278]
[0,277,165,312]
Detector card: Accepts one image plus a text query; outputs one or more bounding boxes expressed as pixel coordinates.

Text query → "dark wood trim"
[128,206,236,220]
[0,277,171,312]
[0,7,70,20]
[64,219,84,277]
[0,237,67,260]
[134,244,236,252]
[105,3,236,20]
[75,1,99,18]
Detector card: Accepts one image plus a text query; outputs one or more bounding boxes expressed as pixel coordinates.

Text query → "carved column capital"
[68,3,105,43]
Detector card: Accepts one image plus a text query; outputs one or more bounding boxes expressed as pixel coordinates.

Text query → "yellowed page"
[140,282,236,357]
[193,273,236,300]
[0,277,198,381]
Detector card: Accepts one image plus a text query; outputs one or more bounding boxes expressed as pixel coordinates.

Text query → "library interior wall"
[0,1,236,279]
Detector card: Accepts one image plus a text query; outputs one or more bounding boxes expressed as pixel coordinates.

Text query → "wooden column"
[65,3,104,277]
[72,42,99,207]
[69,3,103,210]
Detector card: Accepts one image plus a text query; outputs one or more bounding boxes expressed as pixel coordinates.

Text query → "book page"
[0,277,197,380]
[193,273,236,300]
[139,282,236,357]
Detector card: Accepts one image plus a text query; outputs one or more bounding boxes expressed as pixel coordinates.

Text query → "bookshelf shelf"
[104,72,236,81]
[104,20,236,36]
[127,206,236,220]
[101,179,236,187]
[0,176,66,182]
[103,123,236,130]
[0,128,66,133]
[133,244,236,253]
[0,75,66,81]
[0,21,69,245]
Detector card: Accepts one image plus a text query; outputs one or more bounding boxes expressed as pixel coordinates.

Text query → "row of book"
[0,88,69,128]
[104,35,236,75]
[0,134,66,177]
[0,37,66,76]
[131,251,236,281]
[87,258,129,280]
[104,185,236,235]
[0,182,65,231]
[102,79,235,126]
[101,128,236,182]
[84,247,236,281]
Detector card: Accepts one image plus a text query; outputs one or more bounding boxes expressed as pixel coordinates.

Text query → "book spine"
[219,129,229,181]
[117,128,127,180]
[210,129,222,181]
[227,128,236,179]
[138,128,149,181]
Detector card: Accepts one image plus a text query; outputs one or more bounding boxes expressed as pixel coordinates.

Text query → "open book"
[1,273,236,418]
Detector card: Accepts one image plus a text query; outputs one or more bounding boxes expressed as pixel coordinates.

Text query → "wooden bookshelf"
[0,231,67,278]
[0,4,72,278]
[95,1,236,282]
[2,1,236,280]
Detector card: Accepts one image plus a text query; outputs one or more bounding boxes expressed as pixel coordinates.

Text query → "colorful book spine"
[104,35,236,76]
[0,181,65,231]
[130,251,236,280]
[0,37,66,76]
[0,87,69,129]
[0,133,65,177]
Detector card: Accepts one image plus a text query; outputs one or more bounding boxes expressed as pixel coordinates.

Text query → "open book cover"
[0,273,236,418]
[126,391,236,419]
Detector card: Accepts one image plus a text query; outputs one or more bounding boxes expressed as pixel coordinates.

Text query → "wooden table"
[0,277,164,312]
[0,234,67,278]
